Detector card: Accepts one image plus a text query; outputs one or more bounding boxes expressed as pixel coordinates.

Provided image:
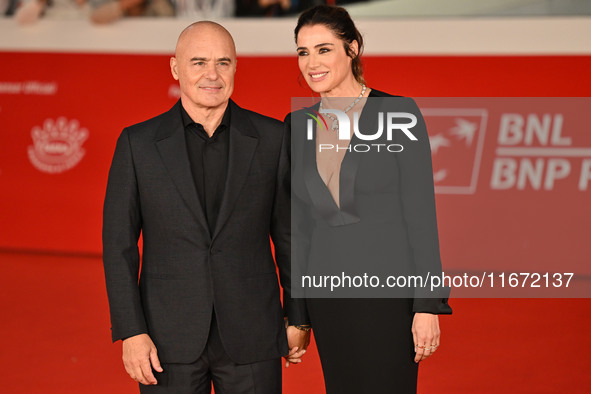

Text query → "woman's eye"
[297,51,308,56]
[319,48,330,54]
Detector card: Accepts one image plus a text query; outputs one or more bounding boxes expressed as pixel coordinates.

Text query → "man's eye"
[218,62,229,66]
[194,62,205,66]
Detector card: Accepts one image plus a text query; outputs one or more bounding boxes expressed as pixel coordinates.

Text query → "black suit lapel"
[212,101,258,239]
[155,101,210,236]
[303,124,360,227]
[299,96,385,227]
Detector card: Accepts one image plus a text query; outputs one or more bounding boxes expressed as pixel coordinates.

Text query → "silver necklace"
[319,84,367,131]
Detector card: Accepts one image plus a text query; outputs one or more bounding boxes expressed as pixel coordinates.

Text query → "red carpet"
[1,251,589,393]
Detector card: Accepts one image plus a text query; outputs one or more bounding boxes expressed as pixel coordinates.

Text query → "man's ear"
[170,57,179,80]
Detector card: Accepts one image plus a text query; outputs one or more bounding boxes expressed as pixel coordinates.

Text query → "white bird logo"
[429,133,450,154]
[433,169,448,182]
[449,118,477,146]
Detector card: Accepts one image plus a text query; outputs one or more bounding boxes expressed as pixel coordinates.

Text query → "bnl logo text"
[307,110,418,153]
[491,113,591,191]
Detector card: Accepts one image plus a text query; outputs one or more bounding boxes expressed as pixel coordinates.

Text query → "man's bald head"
[175,21,236,58]
[170,21,237,116]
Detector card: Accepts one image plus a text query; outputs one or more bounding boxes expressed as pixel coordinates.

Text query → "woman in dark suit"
[286,5,452,393]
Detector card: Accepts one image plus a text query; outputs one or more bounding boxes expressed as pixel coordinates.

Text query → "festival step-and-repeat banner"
[1,52,590,292]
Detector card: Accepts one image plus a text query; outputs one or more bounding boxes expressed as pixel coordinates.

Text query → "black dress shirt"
[181,104,231,234]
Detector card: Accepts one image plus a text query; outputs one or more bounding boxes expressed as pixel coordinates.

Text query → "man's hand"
[412,313,440,363]
[284,326,310,368]
[122,334,163,385]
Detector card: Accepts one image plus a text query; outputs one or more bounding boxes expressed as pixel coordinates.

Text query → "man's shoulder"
[232,102,283,130]
[123,103,179,139]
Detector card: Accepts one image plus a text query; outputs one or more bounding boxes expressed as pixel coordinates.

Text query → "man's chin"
[184,95,230,110]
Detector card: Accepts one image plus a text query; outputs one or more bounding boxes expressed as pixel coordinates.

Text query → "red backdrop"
[1,53,590,281]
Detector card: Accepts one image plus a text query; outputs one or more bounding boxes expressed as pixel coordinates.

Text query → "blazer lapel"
[212,100,258,239]
[155,101,210,236]
[299,95,385,226]
[303,125,360,227]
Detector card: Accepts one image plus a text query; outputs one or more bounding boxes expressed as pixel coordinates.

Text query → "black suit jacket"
[288,90,451,313]
[103,99,306,364]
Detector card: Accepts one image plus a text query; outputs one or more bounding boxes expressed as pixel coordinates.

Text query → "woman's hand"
[412,313,440,363]
[284,325,310,367]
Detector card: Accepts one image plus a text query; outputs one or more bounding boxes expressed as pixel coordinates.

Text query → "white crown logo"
[27,117,89,174]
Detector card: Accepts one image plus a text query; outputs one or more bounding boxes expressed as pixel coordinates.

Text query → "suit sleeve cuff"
[283,293,311,326]
[412,298,453,314]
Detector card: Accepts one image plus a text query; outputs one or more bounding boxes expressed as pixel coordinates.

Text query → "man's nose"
[205,63,219,80]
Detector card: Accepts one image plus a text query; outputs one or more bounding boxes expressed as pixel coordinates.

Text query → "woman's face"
[296,24,357,95]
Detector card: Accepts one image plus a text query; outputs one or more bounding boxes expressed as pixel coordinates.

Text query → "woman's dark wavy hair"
[294,5,365,85]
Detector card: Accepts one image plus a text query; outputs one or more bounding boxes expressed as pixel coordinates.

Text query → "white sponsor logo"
[422,109,488,194]
[0,81,58,95]
[491,113,591,191]
[27,117,89,174]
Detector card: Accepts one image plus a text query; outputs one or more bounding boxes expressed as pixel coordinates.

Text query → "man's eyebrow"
[296,43,335,51]
[189,57,233,63]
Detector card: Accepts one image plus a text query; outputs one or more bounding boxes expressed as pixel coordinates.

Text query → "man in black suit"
[102,21,310,393]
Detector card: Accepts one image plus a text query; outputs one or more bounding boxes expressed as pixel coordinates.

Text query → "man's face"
[170,26,236,111]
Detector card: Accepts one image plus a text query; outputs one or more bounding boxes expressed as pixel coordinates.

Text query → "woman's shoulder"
[368,88,403,98]
[284,102,320,123]
[368,89,419,110]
